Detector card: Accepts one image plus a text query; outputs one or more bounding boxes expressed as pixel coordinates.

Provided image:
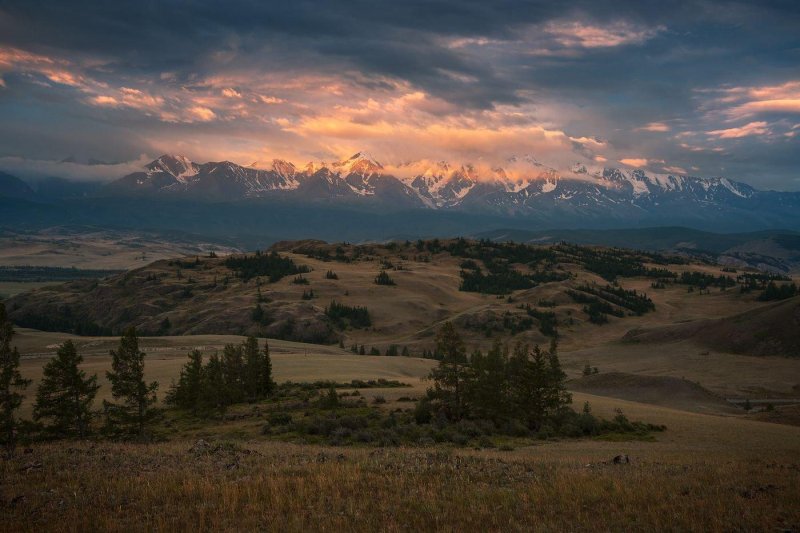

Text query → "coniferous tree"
[104,327,159,437]
[0,303,30,455]
[242,337,273,401]
[222,343,246,404]
[466,341,508,423]
[199,353,228,419]
[165,349,203,413]
[33,340,99,438]
[507,340,570,430]
[261,339,275,396]
[243,336,262,402]
[428,322,470,420]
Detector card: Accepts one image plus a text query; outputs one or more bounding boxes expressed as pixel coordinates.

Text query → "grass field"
[2,392,799,532]
[5,327,800,531]
[4,238,800,531]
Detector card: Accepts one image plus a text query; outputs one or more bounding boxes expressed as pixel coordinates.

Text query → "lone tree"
[104,327,159,438]
[0,303,31,455]
[34,340,99,438]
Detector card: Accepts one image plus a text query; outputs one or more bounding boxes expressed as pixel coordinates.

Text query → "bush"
[537,424,556,440]
[268,412,292,426]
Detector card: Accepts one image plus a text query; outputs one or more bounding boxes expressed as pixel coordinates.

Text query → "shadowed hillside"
[623,297,800,357]
[569,372,740,414]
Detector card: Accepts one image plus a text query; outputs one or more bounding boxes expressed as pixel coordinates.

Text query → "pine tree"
[222,343,246,404]
[428,322,470,420]
[199,354,227,419]
[104,327,159,437]
[261,339,275,396]
[165,349,203,413]
[33,340,99,438]
[506,340,570,430]
[0,303,31,455]
[242,337,261,401]
[466,341,508,423]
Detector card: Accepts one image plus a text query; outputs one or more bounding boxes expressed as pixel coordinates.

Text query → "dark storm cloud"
[0,0,798,188]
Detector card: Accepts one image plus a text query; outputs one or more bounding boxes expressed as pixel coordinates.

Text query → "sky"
[0,0,798,189]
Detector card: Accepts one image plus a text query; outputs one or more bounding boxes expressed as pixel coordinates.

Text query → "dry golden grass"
[2,434,798,532]
[5,241,800,530]
[6,328,800,531]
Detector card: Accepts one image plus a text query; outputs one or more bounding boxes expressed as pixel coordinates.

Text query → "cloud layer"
[0,1,798,189]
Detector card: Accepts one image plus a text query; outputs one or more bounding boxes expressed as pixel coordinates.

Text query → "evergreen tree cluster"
[567,283,655,324]
[677,271,736,289]
[224,250,309,282]
[523,305,559,337]
[757,281,798,301]
[445,238,682,284]
[166,337,274,418]
[13,307,111,336]
[325,300,372,329]
[374,270,396,286]
[0,309,162,451]
[421,322,571,430]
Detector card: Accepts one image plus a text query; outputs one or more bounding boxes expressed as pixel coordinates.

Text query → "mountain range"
[1,152,799,235]
[99,153,800,226]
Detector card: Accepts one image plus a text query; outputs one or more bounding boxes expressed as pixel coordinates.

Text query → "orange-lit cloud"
[706,80,800,119]
[707,121,769,139]
[619,158,648,167]
[543,21,664,49]
[638,122,670,132]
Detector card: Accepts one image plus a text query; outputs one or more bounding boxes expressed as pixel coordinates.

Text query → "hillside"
[623,296,800,357]
[476,227,800,274]
[6,238,791,355]
[569,372,739,414]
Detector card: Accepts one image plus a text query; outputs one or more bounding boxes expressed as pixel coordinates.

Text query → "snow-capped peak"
[269,159,297,178]
[332,151,383,176]
[146,154,199,181]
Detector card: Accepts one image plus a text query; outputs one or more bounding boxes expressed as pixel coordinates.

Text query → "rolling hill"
[623,296,800,357]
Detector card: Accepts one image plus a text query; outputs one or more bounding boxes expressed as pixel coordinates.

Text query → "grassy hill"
[6,238,796,354]
[623,296,800,357]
